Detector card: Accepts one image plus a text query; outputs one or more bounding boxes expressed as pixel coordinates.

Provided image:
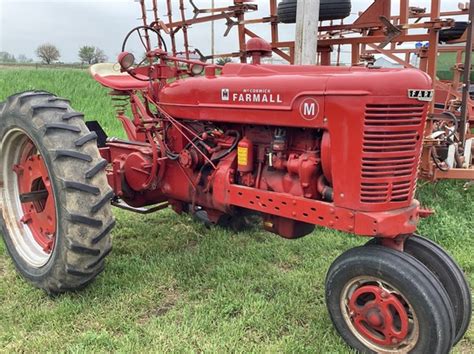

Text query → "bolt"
[391,338,399,345]
[340,193,344,198]
[381,291,388,299]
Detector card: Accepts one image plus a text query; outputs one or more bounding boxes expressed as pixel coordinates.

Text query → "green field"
[0,66,472,352]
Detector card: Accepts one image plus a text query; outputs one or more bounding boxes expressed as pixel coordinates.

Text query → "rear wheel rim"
[340,276,419,353]
[1,128,57,267]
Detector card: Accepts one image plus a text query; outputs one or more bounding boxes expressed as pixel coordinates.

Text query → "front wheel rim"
[1,128,57,267]
[340,276,419,353]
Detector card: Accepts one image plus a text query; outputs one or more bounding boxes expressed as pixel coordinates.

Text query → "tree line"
[1,44,235,66]
[0,44,108,65]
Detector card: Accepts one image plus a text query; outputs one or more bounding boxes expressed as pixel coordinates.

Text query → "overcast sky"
[0,0,464,63]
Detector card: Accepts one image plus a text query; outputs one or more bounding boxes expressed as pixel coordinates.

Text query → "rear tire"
[278,0,352,24]
[367,235,472,344]
[0,91,115,294]
[325,246,455,353]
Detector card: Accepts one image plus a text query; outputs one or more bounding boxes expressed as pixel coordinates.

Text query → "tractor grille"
[360,104,425,204]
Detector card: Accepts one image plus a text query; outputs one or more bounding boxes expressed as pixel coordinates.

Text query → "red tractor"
[0,28,470,352]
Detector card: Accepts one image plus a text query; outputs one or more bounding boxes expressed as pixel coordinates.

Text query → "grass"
[0,67,472,352]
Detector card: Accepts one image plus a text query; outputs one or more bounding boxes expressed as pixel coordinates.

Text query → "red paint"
[15,139,56,253]
[348,284,410,347]
[299,98,319,121]
[92,38,431,239]
[246,37,272,64]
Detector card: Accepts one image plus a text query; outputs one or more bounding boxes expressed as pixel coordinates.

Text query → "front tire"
[325,246,455,353]
[367,235,471,344]
[0,91,115,294]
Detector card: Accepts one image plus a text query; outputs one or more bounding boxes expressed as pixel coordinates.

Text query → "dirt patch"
[137,286,180,324]
[276,262,294,273]
[455,339,474,354]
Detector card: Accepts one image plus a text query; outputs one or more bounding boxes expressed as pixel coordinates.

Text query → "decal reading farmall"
[221,88,283,103]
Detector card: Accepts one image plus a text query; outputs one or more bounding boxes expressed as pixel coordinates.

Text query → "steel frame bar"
[459,2,474,144]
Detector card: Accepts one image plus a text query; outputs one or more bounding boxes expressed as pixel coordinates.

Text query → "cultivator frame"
[138,0,474,182]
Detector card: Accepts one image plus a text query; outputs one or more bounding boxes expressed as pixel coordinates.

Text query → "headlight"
[118,52,135,70]
[190,63,204,76]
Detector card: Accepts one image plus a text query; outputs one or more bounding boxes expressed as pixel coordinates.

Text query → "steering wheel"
[121,25,168,81]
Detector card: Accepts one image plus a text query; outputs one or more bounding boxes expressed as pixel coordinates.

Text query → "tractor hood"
[158,63,432,128]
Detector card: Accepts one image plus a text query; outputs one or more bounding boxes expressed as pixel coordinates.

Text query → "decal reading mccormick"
[221,88,283,103]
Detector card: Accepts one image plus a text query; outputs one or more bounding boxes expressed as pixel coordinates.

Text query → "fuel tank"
[158,63,432,128]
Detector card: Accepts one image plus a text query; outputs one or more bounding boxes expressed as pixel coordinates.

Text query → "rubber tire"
[0,91,115,294]
[439,21,468,43]
[278,0,352,24]
[325,245,455,354]
[366,235,472,344]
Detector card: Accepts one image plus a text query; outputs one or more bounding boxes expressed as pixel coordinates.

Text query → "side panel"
[326,95,428,212]
[159,75,333,128]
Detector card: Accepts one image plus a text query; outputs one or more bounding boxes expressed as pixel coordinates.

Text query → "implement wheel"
[278,0,352,24]
[326,246,455,353]
[367,235,472,344]
[0,91,115,293]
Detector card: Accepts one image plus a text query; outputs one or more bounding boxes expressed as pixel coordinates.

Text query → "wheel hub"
[13,139,56,253]
[365,308,383,327]
[348,284,410,347]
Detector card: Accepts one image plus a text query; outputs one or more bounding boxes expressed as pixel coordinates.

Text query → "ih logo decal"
[300,98,319,121]
[221,88,230,101]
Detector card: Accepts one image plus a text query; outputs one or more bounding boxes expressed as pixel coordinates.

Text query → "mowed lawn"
[0,67,472,352]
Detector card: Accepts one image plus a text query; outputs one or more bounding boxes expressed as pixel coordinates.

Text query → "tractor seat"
[90,63,149,91]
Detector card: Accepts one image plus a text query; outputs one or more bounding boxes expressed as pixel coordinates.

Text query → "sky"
[0,0,465,64]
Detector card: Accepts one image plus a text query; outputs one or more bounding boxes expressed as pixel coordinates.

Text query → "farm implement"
[0,2,471,353]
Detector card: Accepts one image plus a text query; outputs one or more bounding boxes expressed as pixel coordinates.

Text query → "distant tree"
[79,46,108,64]
[93,48,107,64]
[17,54,33,63]
[36,44,60,64]
[0,51,17,63]
[216,57,232,66]
[78,46,95,64]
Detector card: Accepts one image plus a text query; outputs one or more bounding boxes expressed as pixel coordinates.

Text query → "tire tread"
[0,91,115,294]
